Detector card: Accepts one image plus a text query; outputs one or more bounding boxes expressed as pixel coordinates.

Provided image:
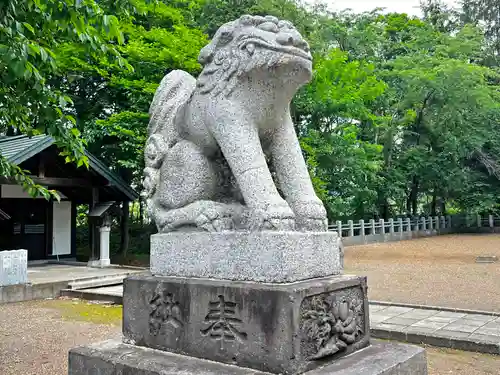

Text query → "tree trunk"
[440,199,446,215]
[410,176,419,215]
[120,202,130,258]
[407,91,433,217]
[139,199,144,227]
[378,196,390,220]
[406,191,412,215]
[431,192,437,216]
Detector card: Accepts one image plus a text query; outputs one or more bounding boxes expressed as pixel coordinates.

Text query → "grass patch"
[41,299,123,326]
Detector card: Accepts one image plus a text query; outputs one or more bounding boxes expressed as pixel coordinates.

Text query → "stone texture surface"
[150,231,341,282]
[143,15,328,233]
[69,340,427,375]
[0,250,27,286]
[123,274,369,375]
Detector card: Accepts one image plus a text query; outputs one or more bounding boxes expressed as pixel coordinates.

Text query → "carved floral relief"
[300,288,365,360]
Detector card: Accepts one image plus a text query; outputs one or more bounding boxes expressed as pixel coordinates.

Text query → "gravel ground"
[427,347,500,375]
[345,234,500,312]
[0,299,121,375]
[1,299,499,375]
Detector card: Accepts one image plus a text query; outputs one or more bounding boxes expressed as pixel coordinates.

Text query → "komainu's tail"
[148,69,197,142]
[143,70,196,199]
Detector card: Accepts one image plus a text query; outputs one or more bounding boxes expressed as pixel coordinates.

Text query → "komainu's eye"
[218,29,233,44]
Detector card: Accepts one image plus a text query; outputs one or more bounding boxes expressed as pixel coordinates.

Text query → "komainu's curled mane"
[195,15,311,98]
[144,14,328,233]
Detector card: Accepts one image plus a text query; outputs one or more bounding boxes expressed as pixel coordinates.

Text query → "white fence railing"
[329,214,500,245]
[328,216,453,245]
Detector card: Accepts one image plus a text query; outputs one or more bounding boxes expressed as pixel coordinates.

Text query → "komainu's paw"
[154,201,243,233]
[195,209,235,232]
[291,199,328,232]
[295,218,328,232]
[247,202,296,231]
[156,211,177,233]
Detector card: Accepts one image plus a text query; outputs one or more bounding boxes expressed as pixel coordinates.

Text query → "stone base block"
[68,339,428,375]
[150,231,342,282]
[123,274,369,374]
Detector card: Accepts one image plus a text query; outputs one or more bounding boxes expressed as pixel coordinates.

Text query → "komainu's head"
[197,15,313,97]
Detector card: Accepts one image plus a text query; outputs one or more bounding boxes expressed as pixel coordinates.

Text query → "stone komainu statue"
[143,15,328,233]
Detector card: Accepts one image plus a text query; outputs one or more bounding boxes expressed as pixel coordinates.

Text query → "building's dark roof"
[0,135,139,201]
[0,135,53,165]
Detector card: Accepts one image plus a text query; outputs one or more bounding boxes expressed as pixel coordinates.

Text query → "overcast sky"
[307,0,459,16]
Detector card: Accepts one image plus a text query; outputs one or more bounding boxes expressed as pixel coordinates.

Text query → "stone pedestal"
[123,274,369,375]
[150,231,342,282]
[68,234,427,375]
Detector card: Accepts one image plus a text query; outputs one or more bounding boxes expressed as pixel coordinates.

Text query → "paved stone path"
[370,304,500,354]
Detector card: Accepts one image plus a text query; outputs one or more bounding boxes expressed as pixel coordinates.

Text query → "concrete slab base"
[68,339,428,375]
[0,281,68,304]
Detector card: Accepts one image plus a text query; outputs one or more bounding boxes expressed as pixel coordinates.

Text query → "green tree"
[56,0,206,189]
[0,0,135,198]
[460,0,500,66]
[294,49,386,219]
[54,0,207,254]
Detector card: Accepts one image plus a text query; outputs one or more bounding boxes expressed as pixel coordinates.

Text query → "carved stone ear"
[198,44,214,65]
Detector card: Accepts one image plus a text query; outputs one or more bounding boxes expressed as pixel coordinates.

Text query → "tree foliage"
[0,0,131,196]
[4,0,500,223]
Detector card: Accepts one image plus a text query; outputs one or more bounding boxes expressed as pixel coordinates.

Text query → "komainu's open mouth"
[240,37,312,61]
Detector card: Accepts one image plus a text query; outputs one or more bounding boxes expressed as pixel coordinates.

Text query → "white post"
[434,216,439,232]
[379,219,385,235]
[440,216,445,229]
[429,216,433,231]
[360,219,366,243]
[489,215,494,228]
[406,218,412,238]
[476,214,481,228]
[99,225,111,267]
[421,217,427,231]
[447,215,452,228]
[336,220,342,237]
[397,218,403,239]
[348,220,354,237]
[370,219,376,235]
[89,224,111,268]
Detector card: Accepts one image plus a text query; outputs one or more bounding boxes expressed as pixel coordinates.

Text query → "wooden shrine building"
[0,135,139,264]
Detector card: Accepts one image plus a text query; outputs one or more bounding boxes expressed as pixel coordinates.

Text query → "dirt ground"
[0,299,499,375]
[0,299,122,375]
[427,347,500,375]
[345,234,500,312]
